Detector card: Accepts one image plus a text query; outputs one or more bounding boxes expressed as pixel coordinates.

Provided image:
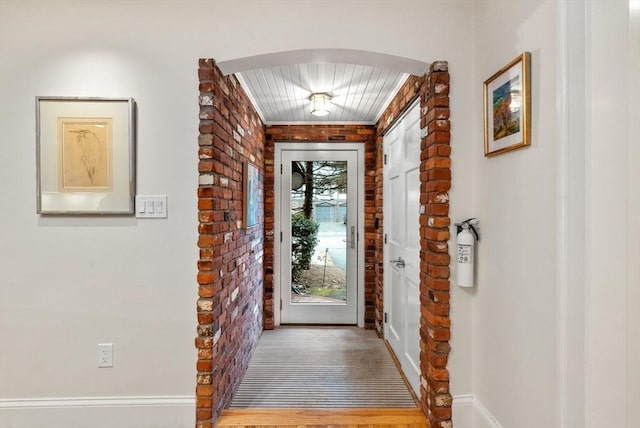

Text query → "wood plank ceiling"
[235,62,409,125]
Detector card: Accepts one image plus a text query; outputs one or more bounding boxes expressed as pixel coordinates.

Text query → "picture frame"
[243,160,259,229]
[36,97,136,214]
[483,52,531,157]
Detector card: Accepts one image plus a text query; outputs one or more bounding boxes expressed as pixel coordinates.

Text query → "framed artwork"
[243,161,259,229]
[483,52,531,157]
[36,97,136,214]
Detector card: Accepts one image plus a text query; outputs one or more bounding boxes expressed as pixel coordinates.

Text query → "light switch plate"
[135,195,168,218]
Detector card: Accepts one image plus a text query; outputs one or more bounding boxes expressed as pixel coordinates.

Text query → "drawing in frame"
[243,160,259,229]
[36,97,136,214]
[483,52,531,157]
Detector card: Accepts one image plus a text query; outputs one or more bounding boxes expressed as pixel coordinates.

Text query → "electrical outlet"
[97,343,113,368]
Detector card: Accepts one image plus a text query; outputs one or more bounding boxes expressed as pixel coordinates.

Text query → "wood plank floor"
[216,408,429,427]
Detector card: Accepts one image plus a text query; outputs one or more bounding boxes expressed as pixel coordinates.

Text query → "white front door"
[383,101,421,395]
[276,144,362,325]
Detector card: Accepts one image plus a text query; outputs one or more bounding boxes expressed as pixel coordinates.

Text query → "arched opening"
[195,53,452,428]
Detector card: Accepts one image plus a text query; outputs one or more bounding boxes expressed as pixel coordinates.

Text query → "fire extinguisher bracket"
[455,218,480,242]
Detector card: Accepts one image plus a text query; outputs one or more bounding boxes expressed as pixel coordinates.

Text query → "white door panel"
[388,266,404,343]
[406,168,421,253]
[406,276,421,374]
[404,108,420,156]
[383,101,421,396]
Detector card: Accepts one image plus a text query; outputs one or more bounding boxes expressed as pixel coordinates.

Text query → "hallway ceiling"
[234,63,410,125]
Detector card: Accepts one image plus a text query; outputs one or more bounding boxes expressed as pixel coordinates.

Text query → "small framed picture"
[483,52,531,157]
[243,161,259,229]
[36,97,136,214]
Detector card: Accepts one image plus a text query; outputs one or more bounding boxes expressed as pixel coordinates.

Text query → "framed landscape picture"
[243,161,259,229]
[36,97,136,214]
[483,52,531,157]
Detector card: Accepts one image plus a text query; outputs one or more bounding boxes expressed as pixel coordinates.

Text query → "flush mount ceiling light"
[309,92,331,116]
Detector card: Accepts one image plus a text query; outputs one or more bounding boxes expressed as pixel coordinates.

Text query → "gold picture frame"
[36,97,136,214]
[483,52,531,157]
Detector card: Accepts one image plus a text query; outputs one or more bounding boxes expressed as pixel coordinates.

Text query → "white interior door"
[278,147,360,325]
[383,101,421,395]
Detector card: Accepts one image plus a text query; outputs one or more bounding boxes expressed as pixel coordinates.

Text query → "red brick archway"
[196,59,452,428]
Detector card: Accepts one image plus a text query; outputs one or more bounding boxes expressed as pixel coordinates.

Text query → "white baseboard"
[0,396,195,428]
[453,394,474,427]
[473,396,504,428]
[1,394,502,428]
[453,394,503,428]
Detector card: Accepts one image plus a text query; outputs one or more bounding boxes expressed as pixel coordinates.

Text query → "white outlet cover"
[98,343,113,368]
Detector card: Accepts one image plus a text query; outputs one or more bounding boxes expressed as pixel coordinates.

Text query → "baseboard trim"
[452,394,474,427]
[0,395,195,409]
[452,394,503,428]
[453,394,474,406]
[472,396,504,428]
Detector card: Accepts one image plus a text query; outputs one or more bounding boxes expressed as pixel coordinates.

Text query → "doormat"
[230,327,417,408]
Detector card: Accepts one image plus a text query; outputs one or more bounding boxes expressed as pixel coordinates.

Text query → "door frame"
[274,142,365,327]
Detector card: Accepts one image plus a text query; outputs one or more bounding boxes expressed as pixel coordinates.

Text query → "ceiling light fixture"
[310,93,331,116]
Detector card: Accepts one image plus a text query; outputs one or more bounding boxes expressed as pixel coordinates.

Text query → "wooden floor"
[216,408,429,427]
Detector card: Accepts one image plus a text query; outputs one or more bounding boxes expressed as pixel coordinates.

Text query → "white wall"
[627,4,640,425]
[584,1,640,427]
[471,1,559,427]
[557,1,587,425]
[445,6,476,424]
[553,1,640,427]
[0,1,202,426]
[0,1,475,426]
[584,2,629,423]
[469,1,640,427]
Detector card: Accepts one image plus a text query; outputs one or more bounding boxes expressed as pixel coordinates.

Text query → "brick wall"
[196,59,265,427]
[419,63,452,428]
[375,64,452,428]
[263,126,377,329]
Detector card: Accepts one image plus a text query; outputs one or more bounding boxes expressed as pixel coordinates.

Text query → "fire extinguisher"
[456,218,479,288]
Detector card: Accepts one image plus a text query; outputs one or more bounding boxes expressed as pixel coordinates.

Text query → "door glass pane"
[290,160,347,305]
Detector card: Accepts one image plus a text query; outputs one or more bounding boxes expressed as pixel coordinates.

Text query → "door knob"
[390,257,405,268]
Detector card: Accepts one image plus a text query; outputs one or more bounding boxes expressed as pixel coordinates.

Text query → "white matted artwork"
[36,97,135,214]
